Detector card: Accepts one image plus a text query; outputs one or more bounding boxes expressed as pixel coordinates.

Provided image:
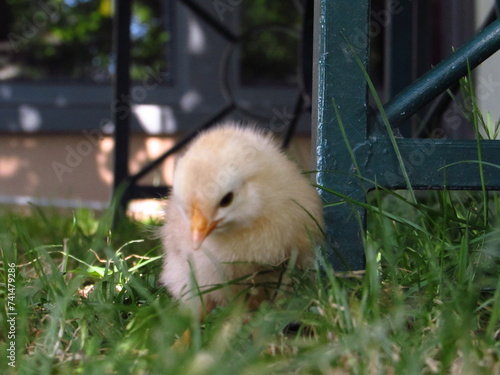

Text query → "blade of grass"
[341,32,416,204]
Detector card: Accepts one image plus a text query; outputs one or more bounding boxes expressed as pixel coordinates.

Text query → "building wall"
[0,132,313,212]
[475,0,500,133]
[0,134,175,208]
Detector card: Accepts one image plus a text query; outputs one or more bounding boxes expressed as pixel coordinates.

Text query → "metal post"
[112,0,132,215]
[313,0,370,270]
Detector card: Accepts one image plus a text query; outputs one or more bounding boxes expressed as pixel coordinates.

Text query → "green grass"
[0,188,499,374]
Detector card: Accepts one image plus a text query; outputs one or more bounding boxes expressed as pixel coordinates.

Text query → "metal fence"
[314,0,500,269]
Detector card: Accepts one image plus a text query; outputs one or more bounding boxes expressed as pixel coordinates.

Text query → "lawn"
[1,187,499,374]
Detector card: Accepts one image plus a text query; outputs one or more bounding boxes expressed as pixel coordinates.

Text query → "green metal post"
[112,0,132,217]
[313,0,370,270]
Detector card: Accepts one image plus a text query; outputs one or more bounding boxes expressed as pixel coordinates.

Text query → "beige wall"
[0,133,313,212]
[0,134,176,205]
[475,1,500,133]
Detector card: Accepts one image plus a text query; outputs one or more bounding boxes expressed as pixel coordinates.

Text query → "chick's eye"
[219,192,234,208]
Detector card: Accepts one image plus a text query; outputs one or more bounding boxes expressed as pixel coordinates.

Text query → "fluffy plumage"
[160,123,323,316]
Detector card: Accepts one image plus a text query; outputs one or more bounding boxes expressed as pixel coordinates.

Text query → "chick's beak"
[191,199,220,250]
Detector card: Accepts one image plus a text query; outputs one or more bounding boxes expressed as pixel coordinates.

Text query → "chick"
[160,123,323,317]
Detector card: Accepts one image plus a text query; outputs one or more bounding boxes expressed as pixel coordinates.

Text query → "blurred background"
[0,0,499,216]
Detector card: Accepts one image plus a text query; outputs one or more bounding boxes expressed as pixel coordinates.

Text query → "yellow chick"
[160,123,323,317]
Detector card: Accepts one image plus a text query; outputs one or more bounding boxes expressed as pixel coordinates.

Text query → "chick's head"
[172,126,275,250]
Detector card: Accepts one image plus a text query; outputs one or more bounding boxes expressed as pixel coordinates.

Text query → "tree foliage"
[1,0,168,82]
[0,0,300,85]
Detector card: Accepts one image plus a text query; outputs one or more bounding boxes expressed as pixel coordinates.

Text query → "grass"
[0,187,499,374]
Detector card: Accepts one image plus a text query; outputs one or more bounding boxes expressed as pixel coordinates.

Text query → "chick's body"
[161,124,323,314]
